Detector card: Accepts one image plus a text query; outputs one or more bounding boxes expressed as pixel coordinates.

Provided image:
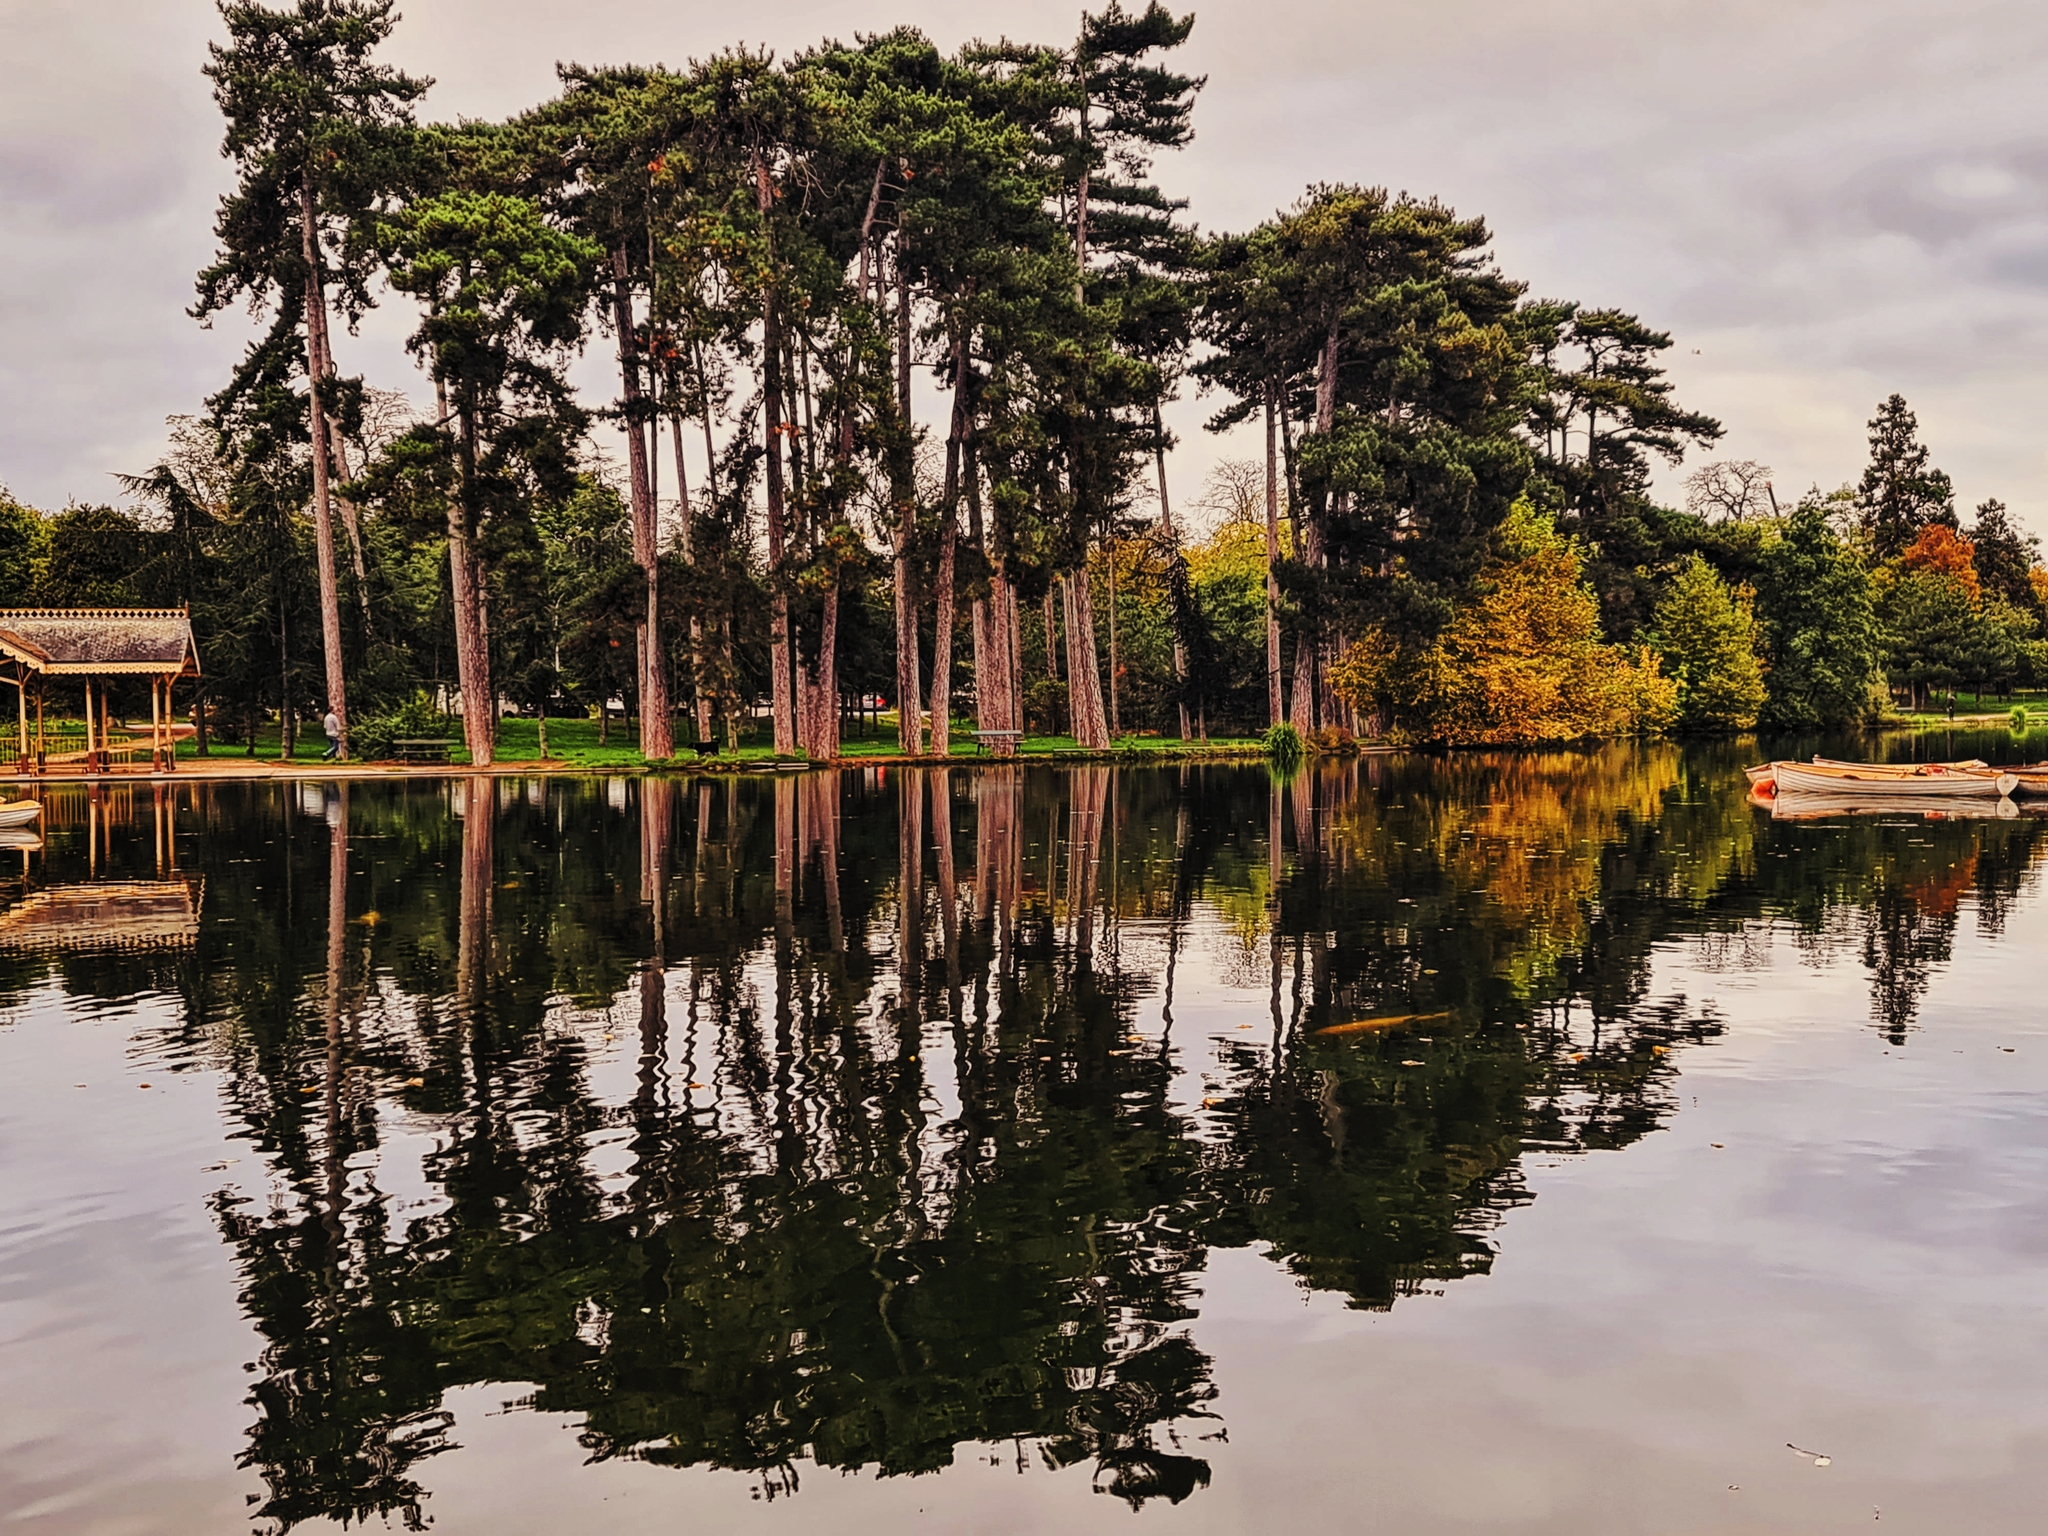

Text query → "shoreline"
[0,742,1297,785]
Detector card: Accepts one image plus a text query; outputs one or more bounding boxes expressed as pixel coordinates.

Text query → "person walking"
[322,708,342,761]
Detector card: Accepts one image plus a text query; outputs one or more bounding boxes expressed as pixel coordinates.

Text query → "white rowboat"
[1770,762,2014,799]
[0,801,41,829]
[1747,757,1987,790]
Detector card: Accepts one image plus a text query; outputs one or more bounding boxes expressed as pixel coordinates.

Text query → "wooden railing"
[0,725,178,769]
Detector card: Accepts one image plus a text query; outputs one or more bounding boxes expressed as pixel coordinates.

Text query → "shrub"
[2013,704,2029,732]
[1024,678,1068,736]
[1310,724,1356,754]
[1263,721,1304,769]
[1651,555,1767,733]
[351,690,448,760]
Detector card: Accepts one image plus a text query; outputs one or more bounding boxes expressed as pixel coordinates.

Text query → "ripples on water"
[4,741,2048,1533]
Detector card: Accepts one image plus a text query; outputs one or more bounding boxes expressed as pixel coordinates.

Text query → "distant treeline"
[4,0,2037,755]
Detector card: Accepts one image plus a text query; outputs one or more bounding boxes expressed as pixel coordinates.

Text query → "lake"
[4,742,2048,1533]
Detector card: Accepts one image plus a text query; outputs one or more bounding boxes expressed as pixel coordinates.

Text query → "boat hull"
[1772,763,2013,799]
[0,801,41,829]
[1749,757,1992,791]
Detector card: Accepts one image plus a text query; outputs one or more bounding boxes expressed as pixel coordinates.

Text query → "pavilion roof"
[0,609,200,677]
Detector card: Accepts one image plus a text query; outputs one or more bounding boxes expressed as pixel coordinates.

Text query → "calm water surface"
[5,743,2048,1534]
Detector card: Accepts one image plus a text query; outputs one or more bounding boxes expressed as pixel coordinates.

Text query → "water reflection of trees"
[7,751,2045,1530]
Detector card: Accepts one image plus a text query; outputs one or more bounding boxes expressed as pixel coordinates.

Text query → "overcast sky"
[5,0,2047,535]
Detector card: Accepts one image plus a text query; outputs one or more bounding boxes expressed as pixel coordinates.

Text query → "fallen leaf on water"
[1201,1097,1220,1108]
[355,911,382,927]
[1787,1442,1831,1467]
[688,1082,707,1090]
[300,1086,318,1094]
[138,1083,151,1090]
[1314,1011,1450,1037]
[1652,1045,1668,1055]
[1710,1142,1725,1149]
[1400,1059,1424,1067]
[404,1077,424,1088]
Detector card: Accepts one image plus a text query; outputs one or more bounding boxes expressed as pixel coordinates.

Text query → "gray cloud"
[5,0,2048,532]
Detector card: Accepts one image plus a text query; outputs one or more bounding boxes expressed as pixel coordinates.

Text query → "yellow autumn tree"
[1333,501,1676,744]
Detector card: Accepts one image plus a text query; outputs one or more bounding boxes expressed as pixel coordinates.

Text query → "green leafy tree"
[1650,554,1765,733]
[1754,500,1881,729]
[1880,567,1977,711]
[0,489,51,605]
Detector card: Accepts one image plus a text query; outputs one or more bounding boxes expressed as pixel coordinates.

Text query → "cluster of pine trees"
[2,1,2036,757]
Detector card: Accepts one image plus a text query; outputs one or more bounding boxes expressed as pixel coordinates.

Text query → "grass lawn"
[1893,690,2048,727]
[172,714,1269,768]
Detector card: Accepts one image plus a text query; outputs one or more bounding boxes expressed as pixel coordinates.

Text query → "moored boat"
[1811,756,1986,774]
[2000,769,2048,798]
[1746,756,1989,791]
[0,800,40,829]
[1770,760,2014,799]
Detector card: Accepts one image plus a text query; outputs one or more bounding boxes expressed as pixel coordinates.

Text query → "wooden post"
[83,680,96,773]
[164,677,176,773]
[12,670,25,775]
[35,686,44,773]
[150,676,163,771]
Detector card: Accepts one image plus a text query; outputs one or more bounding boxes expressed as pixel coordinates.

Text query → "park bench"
[391,738,451,765]
[969,729,1024,757]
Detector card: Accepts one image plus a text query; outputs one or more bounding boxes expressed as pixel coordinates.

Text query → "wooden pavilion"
[0,609,201,773]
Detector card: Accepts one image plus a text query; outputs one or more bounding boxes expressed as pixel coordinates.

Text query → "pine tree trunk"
[1264,381,1284,727]
[1290,320,1341,739]
[610,250,671,760]
[895,544,921,753]
[1010,580,1025,742]
[1064,571,1110,749]
[449,389,494,766]
[817,584,839,760]
[303,288,371,633]
[754,162,795,755]
[928,519,955,759]
[892,246,921,755]
[1290,630,1317,734]
[669,402,714,748]
[1042,586,1062,735]
[1107,544,1121,739]
[300,173,349,758]
[1155,402,1189,740]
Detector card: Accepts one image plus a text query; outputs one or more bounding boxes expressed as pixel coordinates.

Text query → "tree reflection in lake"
[4,748,2045,1530]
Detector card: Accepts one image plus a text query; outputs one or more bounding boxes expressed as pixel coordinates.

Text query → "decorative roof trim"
[37,661,198,676]
[0,608,192,620]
